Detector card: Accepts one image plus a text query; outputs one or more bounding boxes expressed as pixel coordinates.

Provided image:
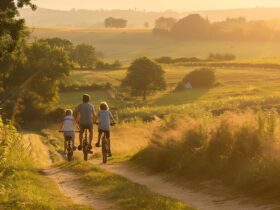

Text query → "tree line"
[105,17,127,28]
[153,14,280,41]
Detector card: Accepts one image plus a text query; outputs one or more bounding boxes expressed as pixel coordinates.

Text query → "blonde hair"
[65,109,73,116]
[100,102,109,110]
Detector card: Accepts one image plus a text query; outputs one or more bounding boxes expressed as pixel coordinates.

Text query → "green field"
[59,65,280,110]
[31,28,280,63]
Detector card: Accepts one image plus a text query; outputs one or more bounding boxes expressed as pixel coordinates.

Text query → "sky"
[33,0,280,11]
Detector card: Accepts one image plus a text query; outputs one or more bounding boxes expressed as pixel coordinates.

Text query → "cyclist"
[75,94,96,151]
[59,109,79,154]
[95,102,116,157]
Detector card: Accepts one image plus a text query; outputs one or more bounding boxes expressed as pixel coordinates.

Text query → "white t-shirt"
[63,116,75,131]
[97,110,113,131]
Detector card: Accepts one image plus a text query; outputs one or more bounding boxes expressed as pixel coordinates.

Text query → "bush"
[208,53,236,61]
[155,56,204,64]
[59,82,112,92]
[95,60,122,70]
[176,68,216,90]
[155,57,173,64]
[132,110,280,194]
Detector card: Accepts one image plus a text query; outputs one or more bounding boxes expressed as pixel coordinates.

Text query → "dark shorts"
[79,123,93,134]
[98,129,110,139]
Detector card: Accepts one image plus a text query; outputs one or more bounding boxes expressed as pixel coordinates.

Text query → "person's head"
[83,94,90,103]
[65,109,73,116]
[100,102,109,111]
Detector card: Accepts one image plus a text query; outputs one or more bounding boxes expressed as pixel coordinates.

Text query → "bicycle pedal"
[89,151,93,154]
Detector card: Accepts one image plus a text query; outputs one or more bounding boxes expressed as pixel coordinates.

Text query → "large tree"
[170,14,212,40]
[7,41,72,122]
[122,57,166,100]
[40,37,74,58]
[155,17,177,30]
[72,44,97,69]
[0,0,36,90]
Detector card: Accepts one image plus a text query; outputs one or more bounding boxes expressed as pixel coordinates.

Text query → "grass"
[31,27,280,62]
[0,121,91,210]
[131,109,280,203]
[42,120,154,162]
[0,169,91,210]
[59,161,193,210]
[58,90,125,110]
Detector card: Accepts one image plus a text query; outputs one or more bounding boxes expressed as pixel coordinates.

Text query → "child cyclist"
[60,109,79,154]
[95,102,116,157]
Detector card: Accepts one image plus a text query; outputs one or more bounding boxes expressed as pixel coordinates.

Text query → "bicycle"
[82,129,93,161]
[59,131,79,161]
[95,123,115,163]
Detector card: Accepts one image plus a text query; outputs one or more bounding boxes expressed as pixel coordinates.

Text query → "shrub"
[155,57,173,64]
[133,110,280,193]
[60,82,112,92]
[95,60,122,70]
[208,53,236,61]
[176,68,216,90]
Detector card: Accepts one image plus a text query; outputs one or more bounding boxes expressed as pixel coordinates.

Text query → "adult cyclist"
[75,94,96,151]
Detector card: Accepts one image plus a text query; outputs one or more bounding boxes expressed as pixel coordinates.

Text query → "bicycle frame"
[82,129,91,161]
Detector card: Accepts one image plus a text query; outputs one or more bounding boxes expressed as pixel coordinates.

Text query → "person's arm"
[74,119,80,131]
[74,106,80,122]
[59,121,64,131]
[92,106,97,123]
[109,112,116,124]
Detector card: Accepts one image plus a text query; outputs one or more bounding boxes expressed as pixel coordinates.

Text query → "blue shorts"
[64,131,75,144]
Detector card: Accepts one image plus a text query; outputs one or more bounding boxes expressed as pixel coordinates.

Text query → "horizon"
[33,0,280,12]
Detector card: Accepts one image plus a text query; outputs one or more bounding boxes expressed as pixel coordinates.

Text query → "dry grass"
[133,109,280,198]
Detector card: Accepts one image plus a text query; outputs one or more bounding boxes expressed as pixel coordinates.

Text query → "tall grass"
[133,109,280,195]
[0,118,90,209]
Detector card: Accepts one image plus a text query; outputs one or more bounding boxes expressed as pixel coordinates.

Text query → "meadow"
[59,64,280,112]
[28,27,280,206]
[31,27,280,63]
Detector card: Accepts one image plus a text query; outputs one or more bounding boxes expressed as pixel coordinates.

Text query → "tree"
[40,37,74,58]
[144,22,149,28]
[7,41,72,122]
[105,17,127,28]
[155,17,177,30]
[182,68,215,88]
[122,57,166,100]
[170,14,212,40]
[0,0,36,90]
[72,44,97,69]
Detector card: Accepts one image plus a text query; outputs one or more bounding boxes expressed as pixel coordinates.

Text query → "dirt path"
[44,167,114,210]
[22,133,114,210]
[93,161,276,210]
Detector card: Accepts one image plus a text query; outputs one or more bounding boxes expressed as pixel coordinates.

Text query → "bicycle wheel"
[84,152,88,161]
[66,141,73,161]
[67,150,73,161]
[102,138,107,163]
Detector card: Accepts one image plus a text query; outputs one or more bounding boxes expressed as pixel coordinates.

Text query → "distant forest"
[20,7,280,28]
[154,14,280,41]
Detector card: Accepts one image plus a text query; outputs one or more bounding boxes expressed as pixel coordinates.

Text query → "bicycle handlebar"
[94,122,116,126]
[59,130,80,133]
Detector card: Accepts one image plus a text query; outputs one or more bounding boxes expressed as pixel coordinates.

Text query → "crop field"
[31,27,280,63]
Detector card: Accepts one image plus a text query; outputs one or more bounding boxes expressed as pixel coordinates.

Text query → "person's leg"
[95,129,102,147]
[78,125,84,150]
[89,124,94,148]
[64,140,67,154]
[106,131,111,156]
[71,132,76,150]
[63,133,67,153]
